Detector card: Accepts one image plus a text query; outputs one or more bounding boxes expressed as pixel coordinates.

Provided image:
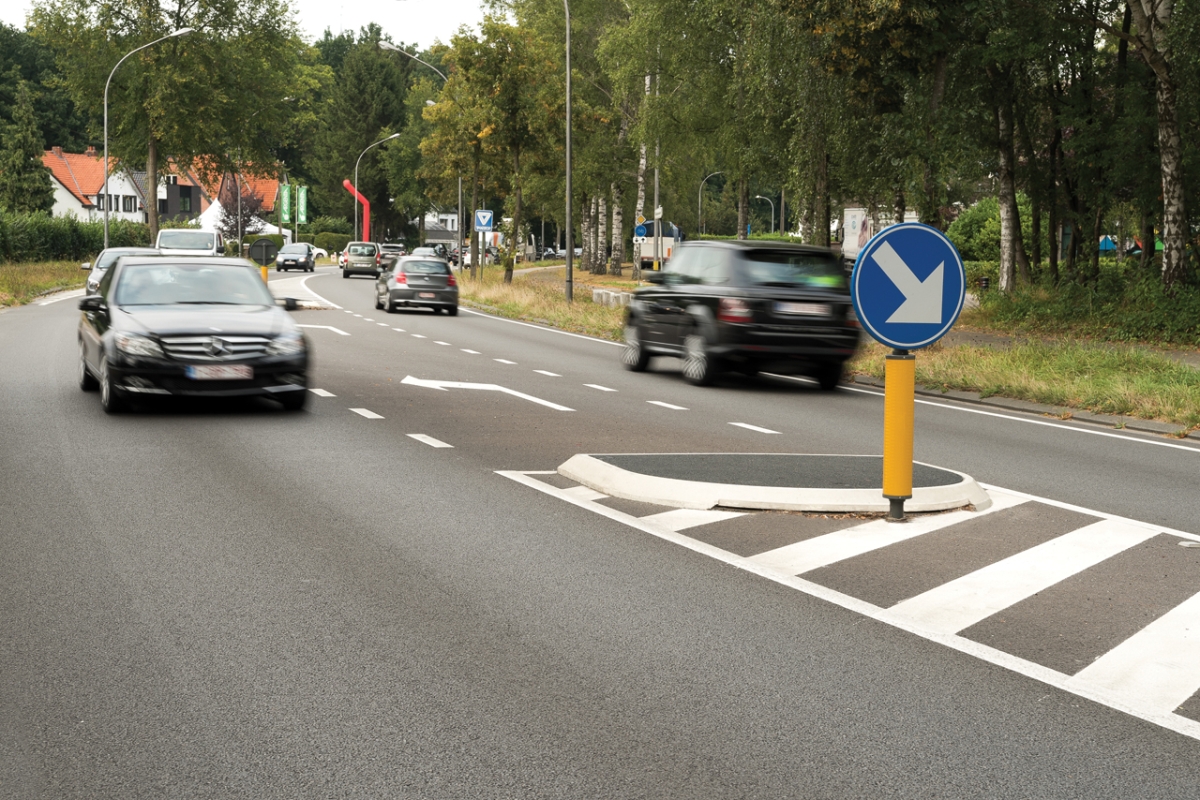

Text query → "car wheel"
[275,266,281,272]
[814,361,844,391]
[278,390,307,411]
[98,355,127,413]
[447,305,458,317]
[375,290,384,310]
[621,321,650,372]
[682,331,718,386]
[342,269,349,279]
[78,341,98,391]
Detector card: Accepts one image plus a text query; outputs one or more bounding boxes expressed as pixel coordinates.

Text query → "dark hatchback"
[78,256,310,413]
[275,242,316,272]
[622,241,859,388]
[375,256,459,315]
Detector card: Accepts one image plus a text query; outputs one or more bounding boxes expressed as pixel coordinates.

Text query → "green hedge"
[0,212,150,263]
[964,260,999,291]
[248,233,285,249]
[315,232,352,254]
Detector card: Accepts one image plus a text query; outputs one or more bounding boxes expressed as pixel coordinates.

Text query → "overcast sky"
[1,0,484,50]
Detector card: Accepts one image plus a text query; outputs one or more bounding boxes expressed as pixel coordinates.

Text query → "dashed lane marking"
[412,334,427,339]
[407,434,453,448]
[435,341,451,346]
[462,349,480,354]
[730,422,781,434]
[494,359,516,365]
[309,389,336,397]
[534,370,561,377]
[584,384,617,392]
[350,408,383,419]
[392,328,405,332]
[647,401,688,410]
[378,322,389,326]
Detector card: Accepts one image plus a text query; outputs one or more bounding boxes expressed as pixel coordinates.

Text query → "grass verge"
[459,266,625,341]
[0,261,88,307]
[849,339,1200,428]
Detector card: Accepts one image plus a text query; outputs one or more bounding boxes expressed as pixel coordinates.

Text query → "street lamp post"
[698,171,722,235]
[378,40,448,82]
[754,195,775,234]
[104,26,194,249]
[563,0,573,302]
[354,133,401,241]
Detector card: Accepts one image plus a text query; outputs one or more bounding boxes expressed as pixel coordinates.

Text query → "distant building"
[42,146,144,222]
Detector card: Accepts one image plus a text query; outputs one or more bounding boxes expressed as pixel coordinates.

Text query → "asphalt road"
[3,267,1199,798]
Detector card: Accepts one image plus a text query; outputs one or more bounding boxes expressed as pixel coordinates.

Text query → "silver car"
[82,247,160,294]
[375,256,458,315]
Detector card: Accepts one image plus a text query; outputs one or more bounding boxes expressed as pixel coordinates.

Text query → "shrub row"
[315,232,352,254]
[0,212,150,263]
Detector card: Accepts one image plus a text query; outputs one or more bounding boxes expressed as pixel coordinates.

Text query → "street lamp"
[355,133,401,241]
[698,171,722,235]
[754,195,775,234]
[104,26,194,248]
[379,40,449,82]
[563,0,573,301]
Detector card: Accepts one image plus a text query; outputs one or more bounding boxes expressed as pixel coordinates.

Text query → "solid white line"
[729,422,781,434]
[296,325,350,336]
[412,334,427,339]
[647,400,687,410]
[298,273,342,309]
[883,519,1159,634]
[639,509,746,532]
[309,388,336,397]
[435,341,451,346]
[534,370,561,377]
[748,490,1028,575]
[407,433,453,448]
[1070,589,1200,714]
[562,485,607,501]
[461,307,624,346]
[494,358,516,364]
[462,349,480,354]
[835,383,1200,454]
[37,289,85,306]
[584,384,617,392]
[350,408,383,419]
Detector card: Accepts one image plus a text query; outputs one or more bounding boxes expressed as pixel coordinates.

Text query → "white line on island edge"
[297,325,350,336]
[407,434,454,448]
[730,422,781,434]
[298,273,342,309]
[350,408,383,419]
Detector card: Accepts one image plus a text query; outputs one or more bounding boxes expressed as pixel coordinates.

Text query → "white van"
[156,229,225,256]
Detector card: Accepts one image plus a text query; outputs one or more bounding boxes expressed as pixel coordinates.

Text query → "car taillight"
[718,298,753,323]
[447,273,457,287]
[394,272,407,284]
[375,253,381,266]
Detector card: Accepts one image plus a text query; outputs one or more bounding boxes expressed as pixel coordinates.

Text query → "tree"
[216,180,264,242]
[0,80,54,214]
[0,22,89,150]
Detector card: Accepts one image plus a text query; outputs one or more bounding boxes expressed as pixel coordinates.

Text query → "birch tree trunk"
[736,177,748,240]
[596,196,607,275]
[579,193,591,275]
[610,182,623,275]
[996,100,1030,291]
[147,137,159,242]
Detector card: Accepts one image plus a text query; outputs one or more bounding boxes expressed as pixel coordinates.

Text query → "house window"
[179,186,192,213]
[94,195,103,210]
[123,196,135,212]
[158,199,168,214]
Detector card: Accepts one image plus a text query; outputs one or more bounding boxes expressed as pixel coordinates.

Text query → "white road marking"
[412,334,427,339]
[407,433,453,448]
[749,491,1029,575]
[364,318,375,322]
[297,325,350,336]
[640,509,746,532]
[462,349,480,354]
[584,384,617,392]
[350,408,383,419]
[1069,590,1200,715]
[435,341,451,346]
[353,314,362,317]
[378,322,389,326]
[298,272,342,309]
[534,370,561,377]
[494,358,516,364]
[461,307,624,346]
[883,519,1159,634]
[37,289,85,306]
[392,328,405,332]
[401,375,574,411]
[647,400,688,410]
[309,388,336,397]
[563,485,607,501]
[729,422,781,434]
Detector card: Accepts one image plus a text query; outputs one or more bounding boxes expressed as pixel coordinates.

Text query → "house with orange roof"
[43,146,147,223]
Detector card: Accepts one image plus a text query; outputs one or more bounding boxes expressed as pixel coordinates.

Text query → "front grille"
[160,335,270,361]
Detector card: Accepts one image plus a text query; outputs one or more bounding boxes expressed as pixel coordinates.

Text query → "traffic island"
[557,453,992,513]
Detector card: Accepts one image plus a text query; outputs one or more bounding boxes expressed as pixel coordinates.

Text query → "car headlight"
[114,332,164,358]
[267,333,306,356]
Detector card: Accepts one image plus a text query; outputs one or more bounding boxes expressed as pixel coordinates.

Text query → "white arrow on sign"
[871,241,943,324]
[401,375,574,411]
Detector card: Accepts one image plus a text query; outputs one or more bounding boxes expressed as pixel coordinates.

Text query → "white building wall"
[50,181,92,220]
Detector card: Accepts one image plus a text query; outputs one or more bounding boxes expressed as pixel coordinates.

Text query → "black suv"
[622,241,859,388]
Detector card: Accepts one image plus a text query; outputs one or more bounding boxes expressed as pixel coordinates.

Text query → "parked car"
[156,229,225,257]
[342,241,382,278]
[380,243,406,262]
[275,242,316,272]
[313,246,329,261]
[77,256,309,412]
[410,246,439,257]
[621,241,859,388]
[81,246,160,294]
[375,256,458,315]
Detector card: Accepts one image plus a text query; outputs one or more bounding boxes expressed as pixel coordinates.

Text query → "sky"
[1,0,485,50]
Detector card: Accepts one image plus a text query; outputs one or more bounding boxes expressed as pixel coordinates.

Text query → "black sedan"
[78,256,310,413]
[621,241,860,388]
[375,256,459,315]
[275,242,316,272]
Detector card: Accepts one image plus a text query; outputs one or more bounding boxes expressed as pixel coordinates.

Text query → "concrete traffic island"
[558,453,992,514]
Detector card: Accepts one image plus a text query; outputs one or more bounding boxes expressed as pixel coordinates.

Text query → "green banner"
[280,184,293,223]
[297,185,308,225]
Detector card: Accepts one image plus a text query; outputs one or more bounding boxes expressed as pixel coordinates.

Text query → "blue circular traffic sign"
[634,224,648,238]
[850,222,966,350]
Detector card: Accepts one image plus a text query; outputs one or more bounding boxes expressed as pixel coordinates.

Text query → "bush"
[304,215,351,235]
[0,211,149,263]
[248,233,284,249]
[315,232,351,253]
[964,261,999,291]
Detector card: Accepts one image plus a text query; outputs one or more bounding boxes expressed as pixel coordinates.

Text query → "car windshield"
[115,263,274,306]
[403,260,449,274]
[412,248,436,256]
[349,244,376,256]
[279,244,307,254]
[96,249,147,270]
[740,251,845,289]
[157,230,216,251]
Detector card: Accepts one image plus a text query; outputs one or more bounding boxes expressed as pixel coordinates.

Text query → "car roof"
[116,256,258,268]
[399,254,447,262]
[102,246,159,254]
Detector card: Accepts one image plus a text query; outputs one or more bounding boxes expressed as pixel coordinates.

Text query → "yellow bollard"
[261,265,269,283]
[882,350,916,520]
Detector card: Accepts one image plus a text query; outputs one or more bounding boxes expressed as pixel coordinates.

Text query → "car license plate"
[419,292,436,298]
[775,302,830,316]
[185,364,253,380]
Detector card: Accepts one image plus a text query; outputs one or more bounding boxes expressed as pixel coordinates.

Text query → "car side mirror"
[283,297,299,311]
[81,262,91,271]
[644,271,666,285]
[79,295,105,312]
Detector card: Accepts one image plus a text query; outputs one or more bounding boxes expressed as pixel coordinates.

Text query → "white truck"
[840,207,918,268]
[633,221,682,272]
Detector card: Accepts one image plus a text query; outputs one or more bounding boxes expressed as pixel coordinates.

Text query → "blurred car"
[275,242,316,272]
[621,241,859,388]
[380,243,406,262]
[82,246,160,294]
[313,246,329,261]
[342,241,382,278]
[410,246,439,257]
[156,229,224,257]
[77,256,309,413]
[375,255,458,315]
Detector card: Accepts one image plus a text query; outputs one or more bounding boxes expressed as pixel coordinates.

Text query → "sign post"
[850,222,966,521]
[280,183,292,224]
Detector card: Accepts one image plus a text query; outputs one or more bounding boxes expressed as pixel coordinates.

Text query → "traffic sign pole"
[882,350,915,520]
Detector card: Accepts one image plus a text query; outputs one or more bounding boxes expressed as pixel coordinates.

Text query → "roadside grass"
[849,339,1200,428]
[458,265,625,340]
[0,260,87,307]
